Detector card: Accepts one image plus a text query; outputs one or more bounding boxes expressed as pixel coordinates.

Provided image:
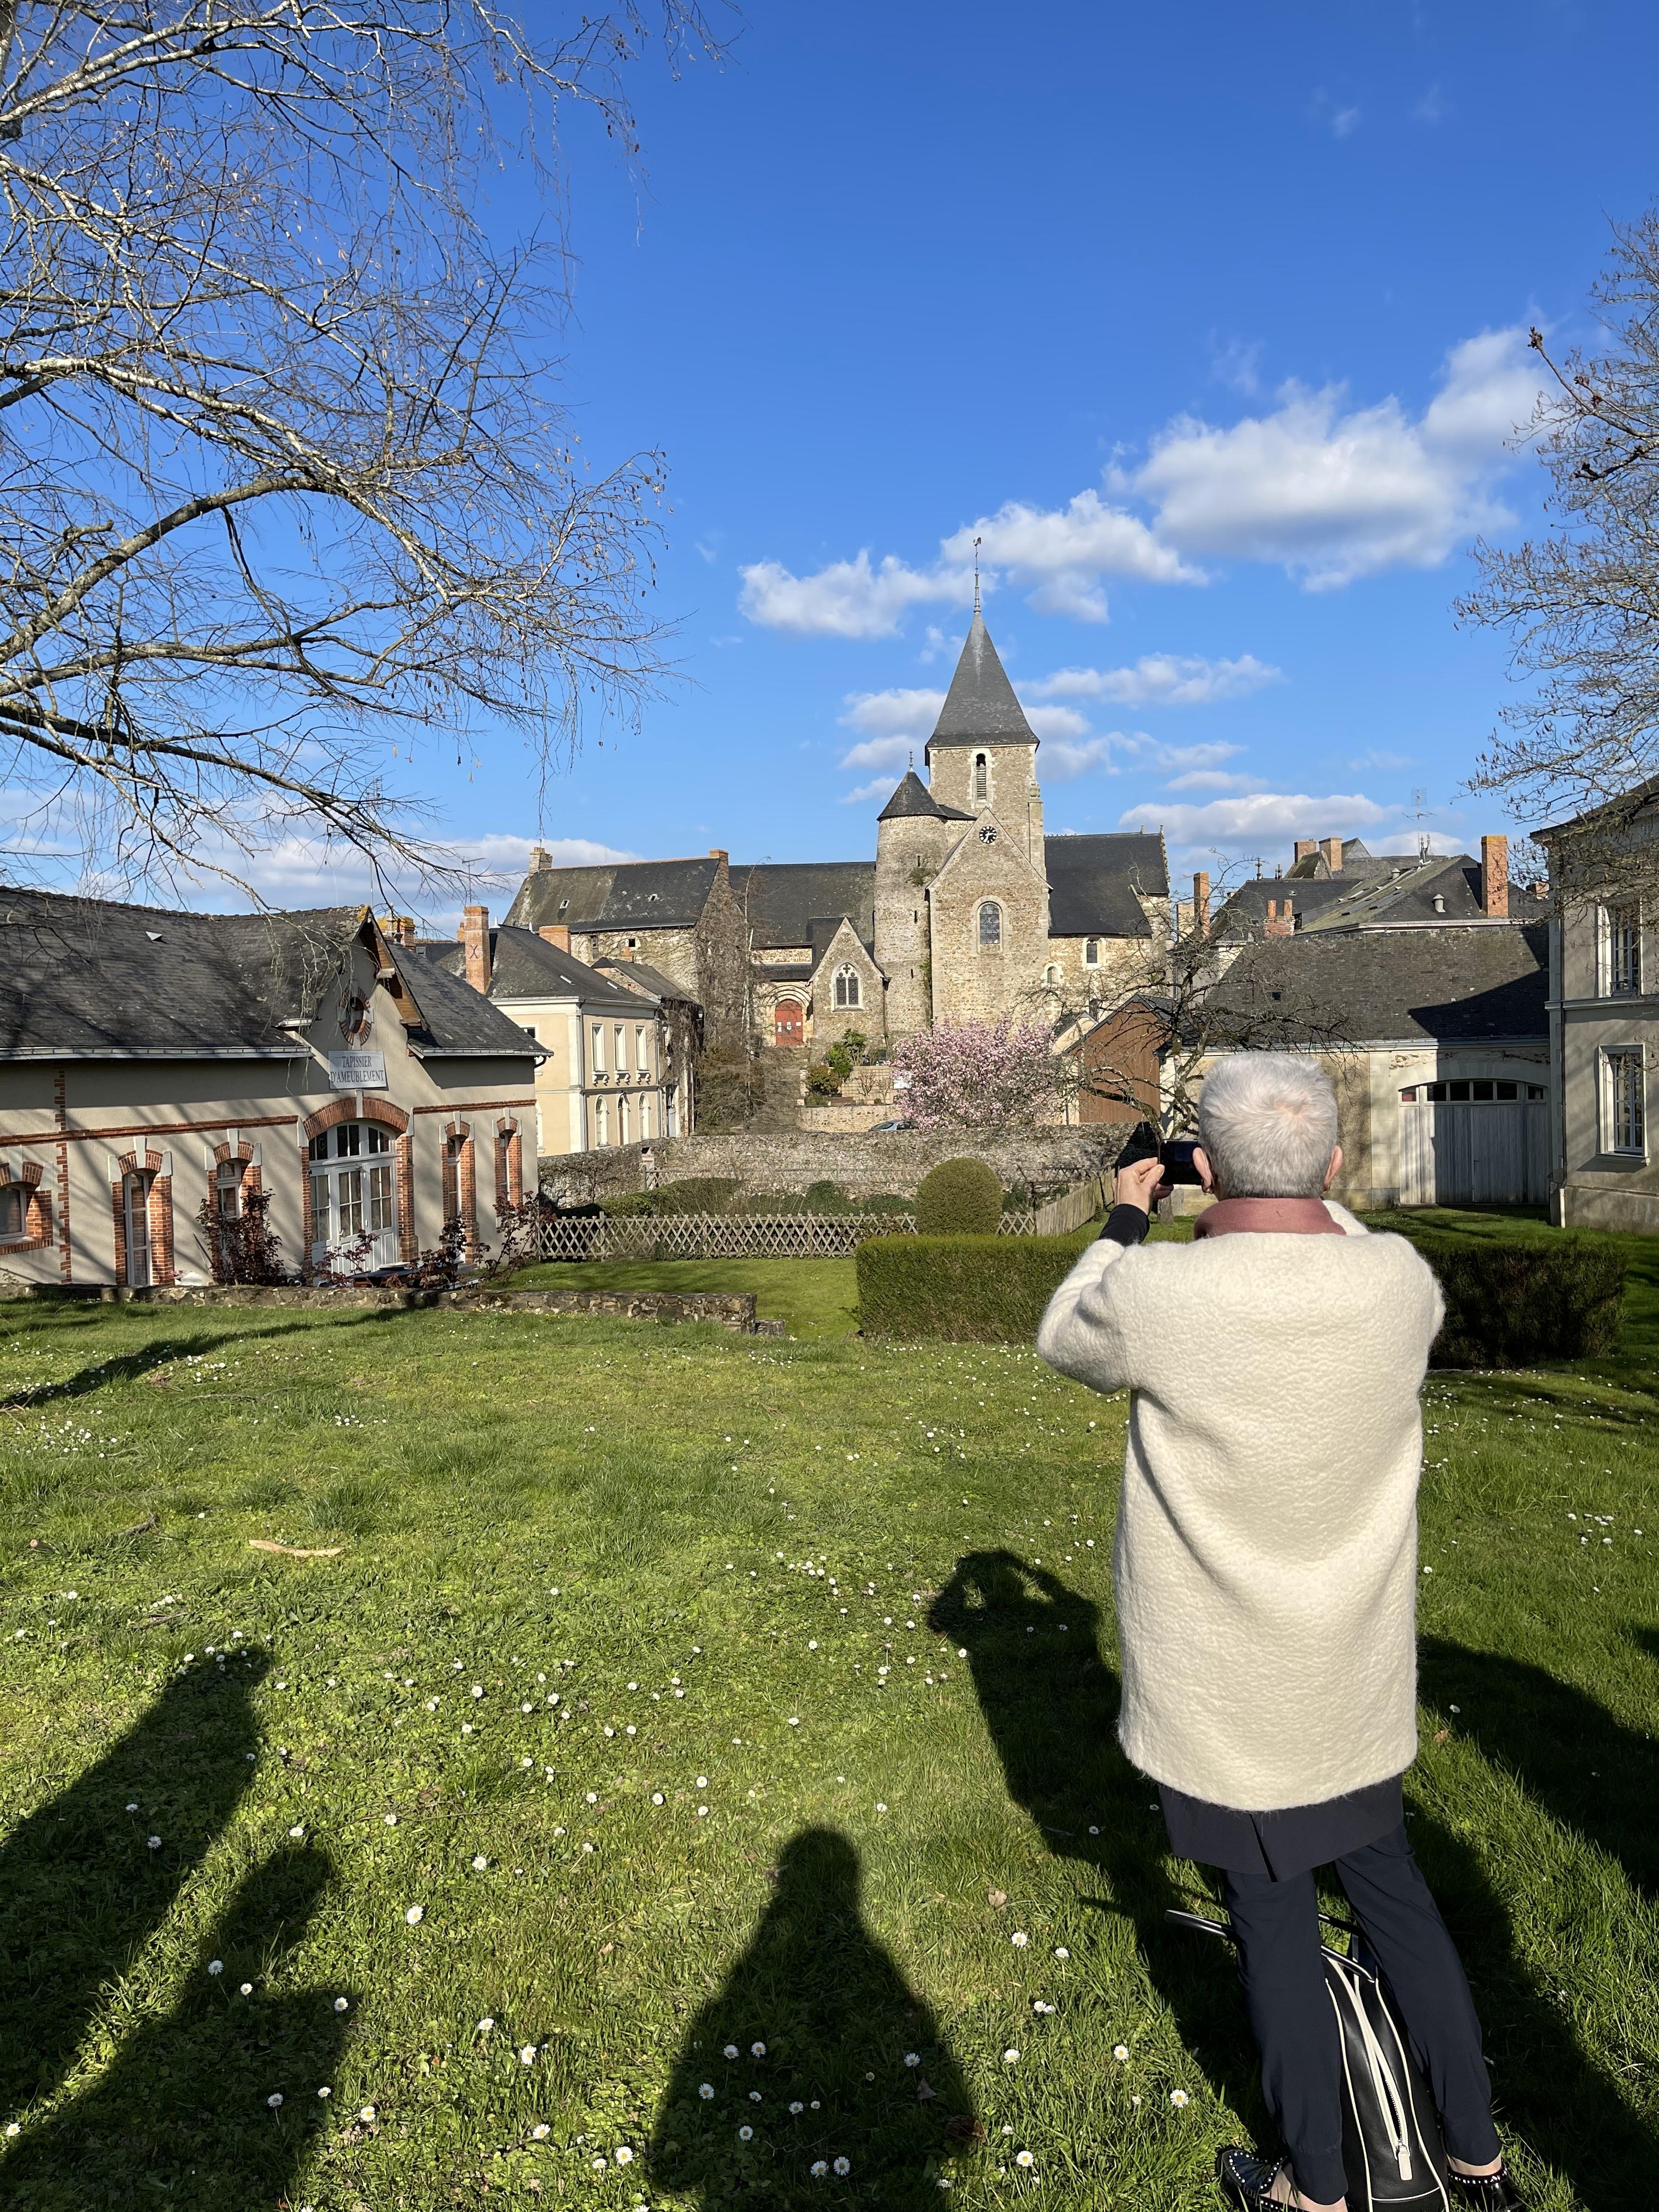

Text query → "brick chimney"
[1192,871,1210,936]
[1480,833,1509,918]
[1293,839,1317,864]
[459,904,491,995]
[530,843,552,871]
[1264,898,1295,938]
[708,848,728,862]
[379,913,416,946]
[538,923,571,954]
[1319,836,1343,874]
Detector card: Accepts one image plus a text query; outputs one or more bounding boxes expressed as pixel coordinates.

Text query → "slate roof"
[504,857,719,934]
[730,861,876,951]
[877,768,973,822]
[1045,832,1169,936]
[1199,924,1549,1046]
[1215,854,1549,941]
[926,611,1039,750]
[0,887,534,1061]
[590,956,699,1006]
[418,927,648,1014]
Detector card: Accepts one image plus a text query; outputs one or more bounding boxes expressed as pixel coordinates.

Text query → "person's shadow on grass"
[1,1843,352,2210]
[0,1647,268,2119]
[932,1550,1656,2210]
[649,1827,977,2207]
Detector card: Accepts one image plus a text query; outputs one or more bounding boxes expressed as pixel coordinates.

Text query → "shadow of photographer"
[649,1826,977,2208]
[0,1647,268,2118]
[930,1550,1655,2209]
[2,1842,352,2210]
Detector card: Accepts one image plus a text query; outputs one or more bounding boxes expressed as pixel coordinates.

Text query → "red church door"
[774,998,804,1047]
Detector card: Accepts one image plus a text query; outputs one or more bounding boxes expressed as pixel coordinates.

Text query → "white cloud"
[178,831,638,924]
[1024,703,1091,741]
[838,733,912,774]
[839,777,898,806]
[1310,91,1360,138]
[1210,336,1264,397]
[1026,652,1282,708]
[1123,329,1543,588]
[738,551,973,639]
[1133,790,1397,848]
[941,491,1202,623]
[1163,769,1266,793]
[839,689,946,751]
[1043,737,1121,780]
[1413,83,1448,125]
[1347,748,1414,771]
[1154,741,1247,772]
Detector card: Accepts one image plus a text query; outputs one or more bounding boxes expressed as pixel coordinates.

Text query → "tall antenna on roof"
[972,535,981,614]
[1412,787,1430,861]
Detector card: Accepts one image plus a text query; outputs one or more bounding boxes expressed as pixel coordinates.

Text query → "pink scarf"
[1192,1197,1344,1238]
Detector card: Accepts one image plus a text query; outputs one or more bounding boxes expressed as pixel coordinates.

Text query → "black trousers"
[1222,1824,1500,2204]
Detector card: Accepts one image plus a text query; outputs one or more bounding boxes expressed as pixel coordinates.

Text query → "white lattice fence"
[535,1183,1103,1262]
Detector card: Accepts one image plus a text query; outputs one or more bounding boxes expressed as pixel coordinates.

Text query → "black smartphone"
[1113,1121,1203,1186]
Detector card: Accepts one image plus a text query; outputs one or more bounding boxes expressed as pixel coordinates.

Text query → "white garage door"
[1400,1080,1548,1207]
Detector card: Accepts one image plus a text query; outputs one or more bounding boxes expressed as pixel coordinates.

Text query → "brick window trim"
[442,1118,479,1253]
[109,1158,175,1286]
[210,1138,264,1215]
[0,1157,55,1251]
[301,1094,410,1143]
[493,1115,524,1212]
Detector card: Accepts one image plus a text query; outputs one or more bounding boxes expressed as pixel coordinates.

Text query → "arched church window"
[973,752,988,802]
[978,901,1002,949]
[1085,938,1101,966]
[834,964,861,1009]
[1043,964,1060,988]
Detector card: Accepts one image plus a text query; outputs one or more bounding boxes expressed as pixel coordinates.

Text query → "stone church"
[505,612,1170,1058]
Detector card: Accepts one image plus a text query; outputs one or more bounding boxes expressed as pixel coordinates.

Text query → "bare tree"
[1049,868,1357,1132]
[1459,212,1659,887]
[0,1,727,898]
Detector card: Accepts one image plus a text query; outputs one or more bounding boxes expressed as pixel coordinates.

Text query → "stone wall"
[4,1277,781,1333]
[633,1125,1132,1198]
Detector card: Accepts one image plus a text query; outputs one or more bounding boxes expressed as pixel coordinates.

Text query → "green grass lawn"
[506,1259,859,1340]
[0,1218,1655,2211]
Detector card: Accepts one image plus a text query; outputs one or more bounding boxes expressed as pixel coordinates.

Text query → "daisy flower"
[1114,2044,1130,2062]
[724,2045,740,2059]
[267,2093,283,2109]
[1170,2089,1190,2108]
[615,2146,634,2164]
[811,2162,829,2179]
[699,2084,715,2100]
[738,2125,754,2142]
[1011,1932,1029,1948]
[1015,2151,1035,2169]
[834,2157,851,2176]
[404,1905,423,1925]
[1003,2049,1019,2064]
[751,2041,767,2057]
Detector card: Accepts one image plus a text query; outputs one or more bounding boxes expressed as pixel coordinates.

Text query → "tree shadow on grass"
[1,1843,352,2211]
[0,1649,267,2117]
[1420,1634,1659,1905]
[649,1827,977,2208]
[932,1552,1656,2210]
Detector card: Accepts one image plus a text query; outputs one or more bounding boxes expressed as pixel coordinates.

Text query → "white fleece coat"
[1036,1205,1443,1811]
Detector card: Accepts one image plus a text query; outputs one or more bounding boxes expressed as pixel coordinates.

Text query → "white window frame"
[591,1021,605,1076]
[1601,901,1642,996]
[1602,1045,1646,1157]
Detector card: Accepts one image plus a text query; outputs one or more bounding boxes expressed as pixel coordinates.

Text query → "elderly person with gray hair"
[1037,1053,1521,2212]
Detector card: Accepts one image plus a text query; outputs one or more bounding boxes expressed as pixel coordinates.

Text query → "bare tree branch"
[0,1,732,899]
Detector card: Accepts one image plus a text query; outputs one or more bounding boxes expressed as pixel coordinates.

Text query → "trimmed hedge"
[857,1231,1092,1342]
[859,1218,1629,1363]
[1373,1221,1628,1368]
[914,1157,1003,1236]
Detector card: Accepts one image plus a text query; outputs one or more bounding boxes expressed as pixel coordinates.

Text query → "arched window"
[1085,938,1101,966]
[978,901,1002,949]
[973,752,988,802]
[308,1120,398,1270]
[834,964,861,1008]
[1044,963,1060,988]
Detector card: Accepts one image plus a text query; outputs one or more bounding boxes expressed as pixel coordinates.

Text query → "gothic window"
[978,901,1002,949]
[834,964,861,1009]
[1085,938,1101,966]
[973,753,988,802]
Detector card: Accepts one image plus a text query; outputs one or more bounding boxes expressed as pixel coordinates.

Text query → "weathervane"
[973,534,981,614]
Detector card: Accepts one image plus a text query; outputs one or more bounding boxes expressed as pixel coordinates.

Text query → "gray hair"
[1196,1052,1340,1199]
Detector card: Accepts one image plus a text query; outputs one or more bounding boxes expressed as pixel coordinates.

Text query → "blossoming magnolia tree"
[893,1019,1062,1130]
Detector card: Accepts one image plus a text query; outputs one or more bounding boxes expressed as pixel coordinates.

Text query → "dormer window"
[973,753,988,802]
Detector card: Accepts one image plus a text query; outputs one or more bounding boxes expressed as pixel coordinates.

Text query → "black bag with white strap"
[1170,1909,1451,2210]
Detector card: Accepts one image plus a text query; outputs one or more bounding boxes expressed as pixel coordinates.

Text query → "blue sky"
[249,1,1659,910]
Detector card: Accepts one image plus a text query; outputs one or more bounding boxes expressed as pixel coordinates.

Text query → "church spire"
[926,606,1037,750]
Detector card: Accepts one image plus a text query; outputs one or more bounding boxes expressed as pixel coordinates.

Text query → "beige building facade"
[1539,785,1659,1230]
[0,894,539,1287]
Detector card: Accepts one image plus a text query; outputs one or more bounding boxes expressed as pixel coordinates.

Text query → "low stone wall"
[634,1125,1133,1199]
[2,1281,782,1335]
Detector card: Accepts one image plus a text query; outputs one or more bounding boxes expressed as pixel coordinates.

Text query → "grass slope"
[0,1228,1654,2210]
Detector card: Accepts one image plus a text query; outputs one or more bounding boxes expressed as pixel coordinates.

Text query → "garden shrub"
[653,1177,742,1215]
[857,1231,1092,1342]
[1373,1220,1628,1367]
[804,1178,851,1212]
[600,1189,657,1218]
[860,1191,911,1215]
[914,1157,1003,1235]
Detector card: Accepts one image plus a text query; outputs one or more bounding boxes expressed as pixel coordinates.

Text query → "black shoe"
[1217,2147,1293,2210]
[1447,2165,1526,2211]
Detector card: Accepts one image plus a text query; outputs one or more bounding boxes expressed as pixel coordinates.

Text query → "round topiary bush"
[914,1156,1003,1235]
